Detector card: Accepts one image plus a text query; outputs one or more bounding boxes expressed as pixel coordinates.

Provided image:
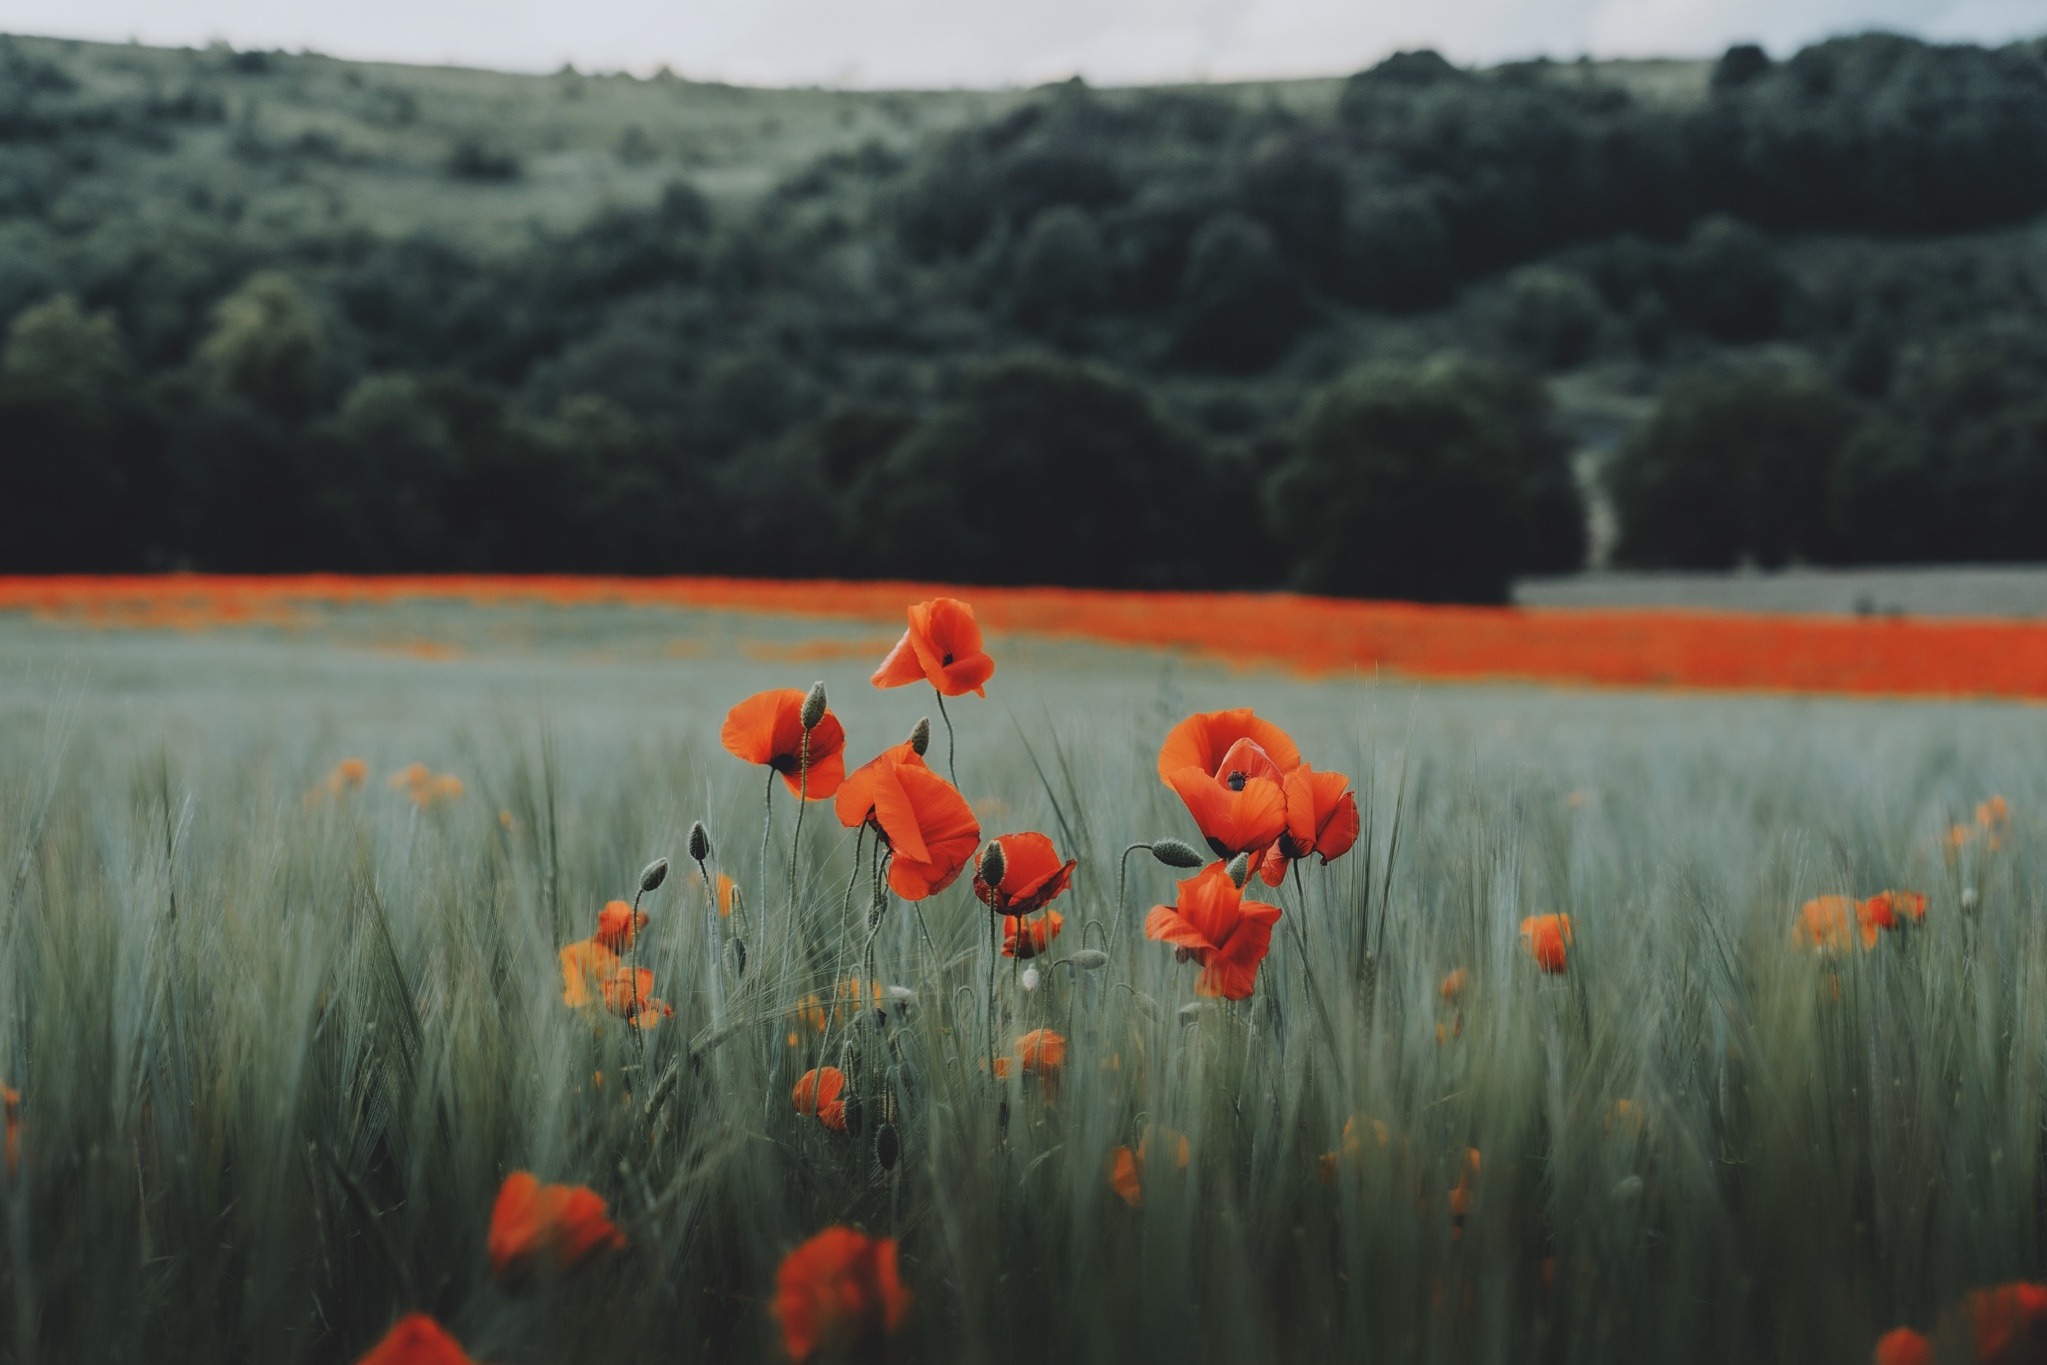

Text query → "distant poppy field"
[1,586,2045,1364]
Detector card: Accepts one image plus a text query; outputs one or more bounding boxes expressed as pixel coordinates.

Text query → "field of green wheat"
[1,597,2044,1364]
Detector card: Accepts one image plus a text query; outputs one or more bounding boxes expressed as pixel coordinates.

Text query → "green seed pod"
[800,681,828,731]
[1225,853,1251,887]
[688,821,710,863]
[908,717,930,756]
[639,858,669,893]
[1150,838,1206,869]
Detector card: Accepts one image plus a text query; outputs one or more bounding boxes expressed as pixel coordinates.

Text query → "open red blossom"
[1167,736,1289,859]
[1003,910,1064,959]
[1970,1282,2047,1364]
[993,1027,1067,1078]
[833,746,979,900]
[559,938,621,1008]
[600,966,673,1028]
[1145,863,1283,1000]
[594,899,647,952]
[1520,914,1573,974]
[1260,762,1360,884]
[774,1227,911,1362]
[487,1171,625,1285]
[354,1315,476,1365]
[1156,708,1302,787]
[720,689,847,799]
[1865,888,1928,925]
[1873,1327,1932,1365]
[973,832,1076,916]
[793,1067,849,1132]
[873,597,995,697]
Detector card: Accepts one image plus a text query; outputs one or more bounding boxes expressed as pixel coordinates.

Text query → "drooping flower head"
[793,1067,849,1132]
[834,745,979,900]
[773,1227,911,1362]
[973,832,1076,917]
[873,597,995,698]
[487,1171,625,1286]
[720,689,847,800]
[1003,910,1064,959]
[1145,863,1283,1000]
[354,1315,476,1365]
[1156,709,1301,787]
[1520,914,1573,974]
[1167,737,1290,860]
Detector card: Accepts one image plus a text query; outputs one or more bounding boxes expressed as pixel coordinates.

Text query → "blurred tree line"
[4,32,2047,597]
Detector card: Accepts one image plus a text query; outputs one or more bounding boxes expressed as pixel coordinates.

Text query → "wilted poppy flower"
[3,1083,17,1176]
[1108,1127,1190,1207]
[487,1171,625,1285]
[872,597,994,697]
[1968,1281,2047,1363]
[1002,910,1063,959]
[793,1067,849,1132]
[1156,708,1301,787]
[594,899,647,953]
[973,832,1076,916]
[559,938,622,1008]
[1145,862,1283,1001]
[993,1027,1067,1078]
[600,966,673,1028]
[1166,738,1290,860]
[1872,1327,1931,1365]
[1519,914,1573,973]
[1261,762,1360,884]
[774,1226,911,1363]
[721,689,847,799]
[354,1314,476,1365]
[834,747,979,900]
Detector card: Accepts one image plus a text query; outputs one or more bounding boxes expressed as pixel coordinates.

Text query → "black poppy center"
[942,652,954,666]
[1227,771,1247,791]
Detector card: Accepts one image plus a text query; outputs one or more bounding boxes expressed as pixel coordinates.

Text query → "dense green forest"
[3,30,2047,598]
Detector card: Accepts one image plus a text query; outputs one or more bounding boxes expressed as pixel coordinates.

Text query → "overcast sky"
[3,0,2040,88]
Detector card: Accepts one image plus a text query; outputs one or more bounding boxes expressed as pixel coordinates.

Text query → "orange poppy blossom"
[773,1226,911,1363]
[1439,968,1469,1002]
[559,938,621,1009]
[1873,1327,1932,1365]
[1259,761,1361,885]
[1317,1115,1394,1185]
[1145,862,1283,1001]
[872,596,995,697]
[487,1171,626,1285]
[1519,914,1573,974]
[1447,1148,1482,1243]
[833,744,980,900]
[388,762,465,808]
[599,966,673,1029]
[1156,708,1302,787]
[721,688,848,799]
[793,1066,850,1132]
[1968,1281,2047,1363]
[1002,910,1063,959]
[1863,888,1929,927]
[992,1028,1068,1079]
[1107,1127,1191,1208]
[1166,737,1290,861]
[787,979,888,1037]
[594,899,648,953]
[306,756,370,803]
[1790,892,1924,953]
[972,832,1077,916]
[354,1314,477,1365]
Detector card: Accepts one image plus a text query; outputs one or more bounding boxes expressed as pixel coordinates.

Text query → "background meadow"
[1,599,2043,1362]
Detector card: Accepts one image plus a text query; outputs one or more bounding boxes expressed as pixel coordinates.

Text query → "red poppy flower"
[973,832,1076,916]
[354,1315,476,1365]
[872,597,995,697]
[1520,914,1573,974]
[1792,896,1889,953]
[594,899,647,953]
[993,1027,1067,1078]
[1969,1282,2047,1363]
[834,747,979,900]
[720,689,847,799]
[1002,910,1064,959]
[1874,1327,1932,1365]
[1156,708,1302,787]
[1166,738,1290,860]
[774,1227,911,1362]
[793,1067,849,1132]
[559,938,621,1008]
[600,966,673,1028]
[1864,889,1928,925]
[1258,762,1360,883]
[1439,968,1469,1002]
[1144,863,1283,1000]
[1107,1127,1190,1207]
[487,1171,625,1285]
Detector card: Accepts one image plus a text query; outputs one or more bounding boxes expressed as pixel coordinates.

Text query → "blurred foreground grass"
[0,602,2043,1363]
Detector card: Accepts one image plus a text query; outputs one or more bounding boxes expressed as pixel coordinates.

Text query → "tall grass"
[0,639,2043,1363]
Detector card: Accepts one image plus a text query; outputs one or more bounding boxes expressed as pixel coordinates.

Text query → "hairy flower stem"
[757,768,774,959]
[628,882,648,1062]
[1114,842,1150,958]
[788,731,810,917]
[696,859,725,1023]
[934,688,959,789]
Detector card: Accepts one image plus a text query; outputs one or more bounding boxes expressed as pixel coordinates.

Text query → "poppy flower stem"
[1114,842,1150,959]
[757,768,775,954]
[788,732,810,916]
[1282,866,1341,1064]
[934,688,959,789]
[696,859,726,1023]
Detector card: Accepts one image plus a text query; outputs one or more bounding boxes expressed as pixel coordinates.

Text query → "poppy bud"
[688,821,711,863]
[1064,949,1109,970]
[1149,838,1206,869]
[639,858,669,893]
[1225,853,1251,887]
[876,1121,900,1171]
[979,840,1006,890]
[800,681,829,732]
[908,717,930,756]
[730,937,747,977]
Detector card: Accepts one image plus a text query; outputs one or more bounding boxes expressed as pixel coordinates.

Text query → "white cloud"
[1,0,2038,86]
